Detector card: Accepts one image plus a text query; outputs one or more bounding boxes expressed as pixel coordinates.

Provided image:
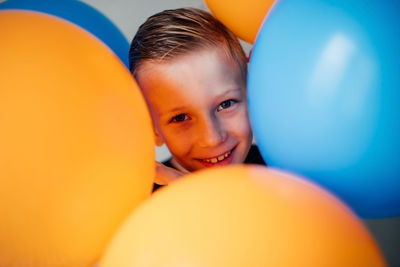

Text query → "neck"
[170,158,190,174]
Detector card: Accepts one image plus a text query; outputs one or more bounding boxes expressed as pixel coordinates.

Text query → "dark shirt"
[153,145,266,192]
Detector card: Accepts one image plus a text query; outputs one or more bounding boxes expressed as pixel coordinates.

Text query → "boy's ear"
[154,129,164,147]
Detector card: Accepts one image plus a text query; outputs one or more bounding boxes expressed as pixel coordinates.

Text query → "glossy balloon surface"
[205,0,275,43]
[0,10,154,267]
[101,166,385,267]
[248,0,400,218]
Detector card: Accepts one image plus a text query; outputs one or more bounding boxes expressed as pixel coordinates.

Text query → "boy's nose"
[197,115,227,148]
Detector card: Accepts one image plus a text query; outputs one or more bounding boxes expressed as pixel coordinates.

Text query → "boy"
[129,8,265,190]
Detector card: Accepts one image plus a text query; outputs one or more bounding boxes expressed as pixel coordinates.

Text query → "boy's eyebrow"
[159,106,187,117]
[166,106,186,113]
[217,87,244,98]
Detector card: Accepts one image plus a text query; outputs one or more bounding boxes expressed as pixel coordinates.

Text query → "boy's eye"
[170,113,189,123]
[217,99,236,112]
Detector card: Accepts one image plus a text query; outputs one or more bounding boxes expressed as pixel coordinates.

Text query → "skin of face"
[135,47,253,172]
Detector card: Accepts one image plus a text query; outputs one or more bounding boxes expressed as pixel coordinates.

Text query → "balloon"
[248,0,400,218]
[0,0,130,67]
[0,10,154,267]
[204,0,275,43]
[100,165,385,267]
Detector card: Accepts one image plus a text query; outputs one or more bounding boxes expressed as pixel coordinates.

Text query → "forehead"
[138,47,242,82]
[135,48,245,113]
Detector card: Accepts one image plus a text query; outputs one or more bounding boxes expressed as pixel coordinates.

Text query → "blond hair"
[129,8,247,80]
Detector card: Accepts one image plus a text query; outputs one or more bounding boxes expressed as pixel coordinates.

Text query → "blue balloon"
[248,0,400,218]
[0,0,129,68]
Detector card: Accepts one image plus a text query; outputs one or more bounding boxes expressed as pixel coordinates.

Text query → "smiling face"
[136,47,252,172]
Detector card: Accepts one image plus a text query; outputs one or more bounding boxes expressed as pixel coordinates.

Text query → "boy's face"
[136,48,252,172]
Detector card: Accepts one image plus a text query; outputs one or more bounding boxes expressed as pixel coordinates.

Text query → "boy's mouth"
[197,147,235,167]
[204,150,232,163]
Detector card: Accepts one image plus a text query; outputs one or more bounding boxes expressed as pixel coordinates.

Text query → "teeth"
[204,150,231,163]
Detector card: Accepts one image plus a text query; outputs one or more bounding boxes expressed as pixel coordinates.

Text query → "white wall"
[82,0,208,42]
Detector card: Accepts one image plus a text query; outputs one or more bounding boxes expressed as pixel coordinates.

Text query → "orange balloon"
[100,165,386,267]
[205,0,275,43]
[0,10,154,267]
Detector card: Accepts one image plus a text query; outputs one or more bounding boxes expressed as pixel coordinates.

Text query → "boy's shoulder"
[244,145,266,166]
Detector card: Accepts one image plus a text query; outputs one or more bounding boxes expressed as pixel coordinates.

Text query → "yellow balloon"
[0,10,154,267]
[100,165,385,267]
[205,0,276,43]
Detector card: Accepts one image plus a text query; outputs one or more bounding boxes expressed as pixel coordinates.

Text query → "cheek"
[225,109,252,141]
[160,127,194,156]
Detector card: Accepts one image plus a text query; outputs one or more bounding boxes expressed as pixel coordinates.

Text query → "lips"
[197,147,235,167]
[203,150,232,163]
